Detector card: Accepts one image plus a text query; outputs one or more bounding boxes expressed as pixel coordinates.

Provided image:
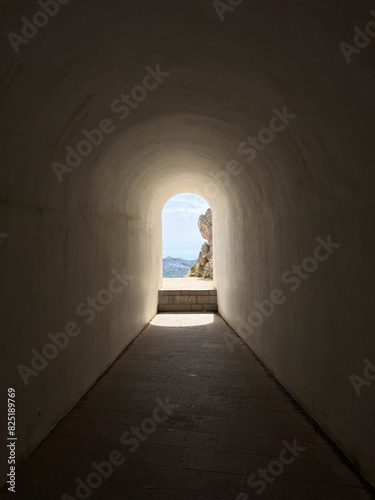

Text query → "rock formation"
[187,208,213,279]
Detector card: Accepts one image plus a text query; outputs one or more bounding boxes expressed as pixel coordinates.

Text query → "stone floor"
[161,278,215,290]
[1,314,374,500]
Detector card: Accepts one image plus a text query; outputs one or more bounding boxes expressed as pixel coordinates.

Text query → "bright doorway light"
[162,193,210,278]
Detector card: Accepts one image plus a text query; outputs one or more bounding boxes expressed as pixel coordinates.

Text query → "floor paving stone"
[1,313,374,500]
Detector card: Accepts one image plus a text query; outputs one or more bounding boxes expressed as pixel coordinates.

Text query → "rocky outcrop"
[187,208,213,279]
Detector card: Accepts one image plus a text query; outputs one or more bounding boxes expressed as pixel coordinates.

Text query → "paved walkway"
[1,314,373,500]
[161,278,215,290]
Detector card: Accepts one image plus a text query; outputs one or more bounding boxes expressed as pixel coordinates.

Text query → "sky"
[162,193,210,260]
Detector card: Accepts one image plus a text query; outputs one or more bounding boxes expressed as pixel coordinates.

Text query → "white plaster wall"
[1,0,374,488]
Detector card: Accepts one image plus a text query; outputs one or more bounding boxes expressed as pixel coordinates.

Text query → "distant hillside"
[163,256,196,278]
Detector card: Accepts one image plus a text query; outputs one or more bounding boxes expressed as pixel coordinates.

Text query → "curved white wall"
[1,0,374,487]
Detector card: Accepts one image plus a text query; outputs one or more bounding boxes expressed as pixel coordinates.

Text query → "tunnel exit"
[160,193,217,312]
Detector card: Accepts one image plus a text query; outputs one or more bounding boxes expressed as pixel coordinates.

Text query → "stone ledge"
[192,304,204,311]
[158,304,193,312]
[197,296,217,304]
[175,295,197,304]
[159,289,216,296]
[203,304,218,311]
[158,289,218,312]
[158,302,218,312]
[158,295,174,305]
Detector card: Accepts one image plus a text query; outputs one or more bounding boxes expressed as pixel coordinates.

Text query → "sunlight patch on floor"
[151,313,215,327]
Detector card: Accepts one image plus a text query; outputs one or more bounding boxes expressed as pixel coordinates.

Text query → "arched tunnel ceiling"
[1,0,375,490]
[1,0,374,217]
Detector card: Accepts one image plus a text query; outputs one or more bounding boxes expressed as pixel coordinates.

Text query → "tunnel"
[1,0,375,497]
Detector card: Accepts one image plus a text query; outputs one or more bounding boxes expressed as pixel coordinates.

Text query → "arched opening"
[161,192,210,279]
[160,192,216,312]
